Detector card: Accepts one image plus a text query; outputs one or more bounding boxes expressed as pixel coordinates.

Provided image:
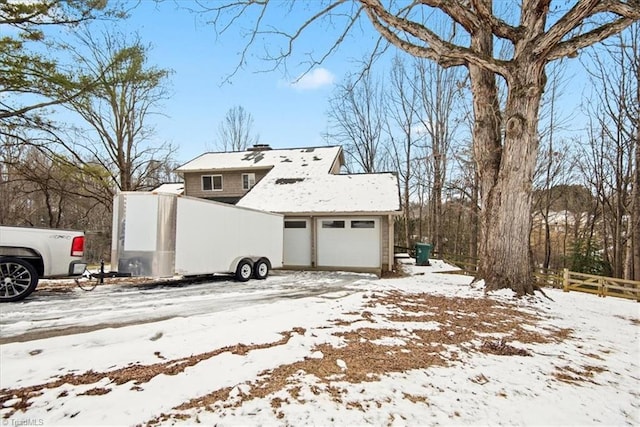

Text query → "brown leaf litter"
[145,292,576,425]
[1,291,584,425]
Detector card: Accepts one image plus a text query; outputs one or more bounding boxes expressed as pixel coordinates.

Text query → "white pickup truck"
[0,226,87,302]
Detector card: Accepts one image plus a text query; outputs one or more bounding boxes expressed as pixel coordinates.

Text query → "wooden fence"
[534,267,565,288]
[562,269,640,301]
[420,251,639,302]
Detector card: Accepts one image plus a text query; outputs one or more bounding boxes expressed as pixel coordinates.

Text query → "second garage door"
[316,218,380,269]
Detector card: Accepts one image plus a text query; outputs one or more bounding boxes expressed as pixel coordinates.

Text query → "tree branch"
[469,0,520,42]
[548,16,638,61]
[360,0,509,76]
[420,0,480,34]
[533,0,639,58]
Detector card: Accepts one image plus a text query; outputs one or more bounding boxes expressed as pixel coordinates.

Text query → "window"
[242,173,256,190]
[351,220,375,229]
[202,175,222,191]
[322,220,345,229]
[285,220,307,229]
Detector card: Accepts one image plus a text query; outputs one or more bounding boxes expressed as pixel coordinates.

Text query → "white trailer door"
[316,218,380,268]
[123,194,158,251]
[283,218,311,266]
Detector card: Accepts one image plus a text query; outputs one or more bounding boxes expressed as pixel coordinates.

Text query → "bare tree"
[60,28,175,197]
[448,144,480,260]
[0,139,35,225]
[0,139,108,232]
[203,0,640,295]
[385,56,422,248]
[532,61,574,270]
[633,25,640,281]
[327,70,386,173]
[576,126,615,276]
[531,144,576,270]
[581,24,639,279]
[216,105,259,151]
[414,58,464,255]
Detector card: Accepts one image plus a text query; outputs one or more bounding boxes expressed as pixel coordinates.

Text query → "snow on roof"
[177,145,400,214]
[238,172,400,214]
[176,146,342,175]
[152,183,184,195]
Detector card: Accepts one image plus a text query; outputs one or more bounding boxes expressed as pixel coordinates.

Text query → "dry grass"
[553,364,608,385]
[146,292,576,425]
[0,330,303,419]
[2,291,585,425]
[614,314,640,326]
[480,339,532,356]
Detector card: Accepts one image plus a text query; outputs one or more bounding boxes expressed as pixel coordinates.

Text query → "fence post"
[599,277,605,298]
[563,268,569,292]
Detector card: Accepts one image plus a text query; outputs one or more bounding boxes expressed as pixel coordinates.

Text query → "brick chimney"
[247,144,272,152]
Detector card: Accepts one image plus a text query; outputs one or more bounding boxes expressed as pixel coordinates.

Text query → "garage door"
[283,218,312,266]
[316,218,380,268]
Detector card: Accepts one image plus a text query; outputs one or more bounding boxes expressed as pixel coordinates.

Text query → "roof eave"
[265,210,402,217]
[176,165,274,173]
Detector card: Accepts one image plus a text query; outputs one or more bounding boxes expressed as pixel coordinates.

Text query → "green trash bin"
[415,243,432,266]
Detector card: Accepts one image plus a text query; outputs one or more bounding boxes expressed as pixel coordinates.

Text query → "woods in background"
[1,2,638,282]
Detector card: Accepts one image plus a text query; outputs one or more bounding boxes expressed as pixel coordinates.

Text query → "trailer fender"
[230,256,250,274]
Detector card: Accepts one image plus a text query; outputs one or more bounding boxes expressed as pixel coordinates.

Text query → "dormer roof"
[175,146,343,176]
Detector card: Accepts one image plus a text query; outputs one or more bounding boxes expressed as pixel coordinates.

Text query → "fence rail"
[532,267,563,288]
[416,252,639,301]
[562,269,640,301]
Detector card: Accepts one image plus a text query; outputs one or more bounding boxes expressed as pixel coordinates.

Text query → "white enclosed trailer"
[111,192,283,281]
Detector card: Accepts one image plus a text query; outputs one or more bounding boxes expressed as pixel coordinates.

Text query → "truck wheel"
[0,257,39,302]
[235,259,253,282]
[253,258,270,280]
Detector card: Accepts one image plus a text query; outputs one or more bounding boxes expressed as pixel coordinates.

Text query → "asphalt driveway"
[0,270,372,343]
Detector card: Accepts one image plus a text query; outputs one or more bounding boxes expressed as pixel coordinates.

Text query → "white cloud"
[290,68,336,90]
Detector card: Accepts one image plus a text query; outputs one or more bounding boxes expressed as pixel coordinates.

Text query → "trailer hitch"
[75,260,131,291]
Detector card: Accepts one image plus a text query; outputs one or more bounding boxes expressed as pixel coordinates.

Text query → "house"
[152,182,185,194]
[174,145,401,275]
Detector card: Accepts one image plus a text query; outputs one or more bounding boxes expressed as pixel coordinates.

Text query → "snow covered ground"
[1,260,638,426]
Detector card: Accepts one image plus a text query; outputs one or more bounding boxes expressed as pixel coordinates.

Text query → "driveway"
[0,270,372,343]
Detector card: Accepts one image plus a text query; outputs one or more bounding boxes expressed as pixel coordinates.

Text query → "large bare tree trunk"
[632,35,640,281]
[469,24,502,289]
[483,75,544,295]
[633,114,640,281]
[474,53,545,295]
[470,171,479,261]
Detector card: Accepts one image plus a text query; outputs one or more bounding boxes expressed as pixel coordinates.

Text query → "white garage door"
[316,218,380,268]
[283,218,312,266]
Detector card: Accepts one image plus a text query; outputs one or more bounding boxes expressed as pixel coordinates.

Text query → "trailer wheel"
[253,258,270,280]
[0,257,39,302]
[235,259,253,282]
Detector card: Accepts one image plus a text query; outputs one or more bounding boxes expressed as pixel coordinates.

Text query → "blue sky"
[111,1,373,164]
[86,1,597,165]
